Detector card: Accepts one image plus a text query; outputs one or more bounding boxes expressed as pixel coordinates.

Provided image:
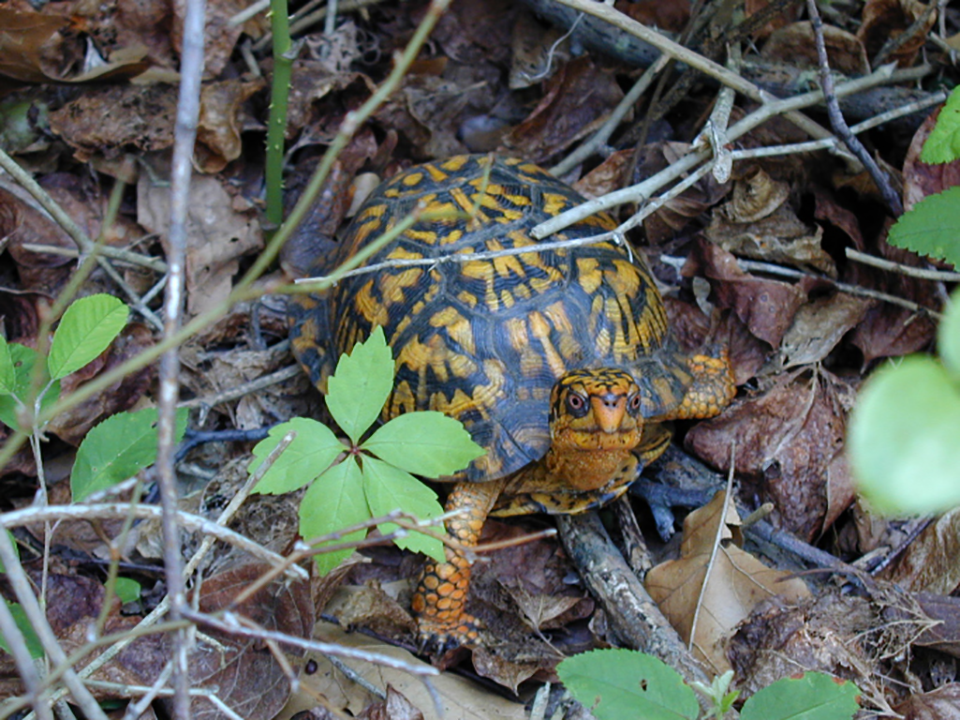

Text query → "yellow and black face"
[549,369,644,451]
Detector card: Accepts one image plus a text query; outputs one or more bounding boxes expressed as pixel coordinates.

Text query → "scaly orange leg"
[412,478,506,650]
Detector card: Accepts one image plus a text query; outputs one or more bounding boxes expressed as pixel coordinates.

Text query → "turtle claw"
[417,612,483,658]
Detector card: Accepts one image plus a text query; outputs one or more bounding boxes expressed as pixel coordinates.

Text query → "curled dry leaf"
[573,148,631,198]
[858,0,937,67]
[356,686,425,720]
[502,56,625,164]
[727,590,888,708]
[645,491,811,674]
[508,11,570,89]
[894,684,960,720]
[708,168,837,277]
[779,292,873,369]
[196,78,266,173]
[685,367,857,541]
[761,21,869,75]
[138,172,262,316]
[687,238,807,349]
[880,507,960,596]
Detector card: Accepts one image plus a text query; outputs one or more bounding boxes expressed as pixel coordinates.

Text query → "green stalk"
[265,0,293,231]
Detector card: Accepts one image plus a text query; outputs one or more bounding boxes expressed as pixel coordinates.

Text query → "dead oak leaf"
[685,367,857,540]
[645,491,811,674]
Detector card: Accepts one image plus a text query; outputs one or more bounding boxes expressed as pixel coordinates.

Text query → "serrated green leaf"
[0,599,43,659]
[250,418,344,495]
[940,288,960,380]
[362,412,485,478]
[921,87,960,164]
[326,326,394,443]
[362,456,444,561]
[740,672,860,720]
[0,334,15,395]
[114,577,141,604]
[0,344,59,433]
[887,187,960,267]
[48,294,128,380]
[848,356,960,514]
[557,649,699,720]
[71,407,189,502]
[299,458,370,575]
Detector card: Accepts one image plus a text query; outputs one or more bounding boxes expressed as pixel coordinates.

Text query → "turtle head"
[549,369,644,452]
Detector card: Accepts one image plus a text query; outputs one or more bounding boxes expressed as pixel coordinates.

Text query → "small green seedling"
[557,649,860,720]
[250,327,485,574]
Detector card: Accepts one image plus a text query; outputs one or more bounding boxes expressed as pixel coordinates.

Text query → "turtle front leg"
[412,478,506,652]
[670,347,736,420]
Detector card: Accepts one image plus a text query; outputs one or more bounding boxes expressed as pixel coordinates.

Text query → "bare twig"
[846,247,960,282]
[807,0,903,216]
[178,364,302,409]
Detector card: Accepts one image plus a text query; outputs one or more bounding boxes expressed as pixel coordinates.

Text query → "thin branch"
[807,0,903,216]
[846,247,960,282]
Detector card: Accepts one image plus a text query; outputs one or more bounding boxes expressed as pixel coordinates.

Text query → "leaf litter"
[1,0,959,716]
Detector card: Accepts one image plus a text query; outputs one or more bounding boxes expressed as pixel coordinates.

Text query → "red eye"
[629,394,642,412]
[567,394,585,411]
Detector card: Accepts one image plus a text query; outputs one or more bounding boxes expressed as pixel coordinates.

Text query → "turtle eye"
[628,393,642,415]
[566,393,588,417]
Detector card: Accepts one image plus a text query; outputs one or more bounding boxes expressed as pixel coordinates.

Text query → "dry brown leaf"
[501,56,625,164]
[685,367,856,540]
[881,508,960,596]
[761,22,869,75]
[858,0,937,67]
[573,149,631,198]
[138,172,262,316]
[196,78,266,173]
[282,623,528,720]
[687,238,806,348]
[779,292,873,369]
[645,492,810,674]
[894,684,960,720]
[357,686,425,720]
[508,11,570,89]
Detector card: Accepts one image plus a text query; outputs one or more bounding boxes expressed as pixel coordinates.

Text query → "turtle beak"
[590,393,627,433]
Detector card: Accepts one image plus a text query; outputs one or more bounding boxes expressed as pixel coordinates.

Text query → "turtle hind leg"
[669,346,736,421]
[412,478,505,653]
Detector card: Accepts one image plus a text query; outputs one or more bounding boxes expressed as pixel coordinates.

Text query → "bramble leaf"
[921,86,960,164]
[299,457,370,575]
[0,344,59,433]
[71,407,189,501]
[887,186,960,268]
[326,326,393,443]
[848,356,960,514]
[0,335,14,395]
[362,456,444,561]
[48,294,128,380]
[940,289,960,380]
[362,411,485,477]
[251,418,343,494]
[558,649,699,720]
[740,672,860,720]
[0,600,43,659]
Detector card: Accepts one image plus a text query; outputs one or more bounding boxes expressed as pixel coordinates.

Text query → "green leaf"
[0,344,60,433]
[326,326,394,443]
[848,356,960,514]
[362,412,485,478]
[47,294,128,380]
[887,186,960,267]
[362,456,444,561]
[114,577,141,604]
[0,334,15,395]
[921,86,960,164]
[0,530,18,574]
[940,288,960,380]
[71,407,189,502]
[740,672,860,720]
[250,418,344,495]
[557,649,699,720]
[0,599,43,659]
[299,458,370,575]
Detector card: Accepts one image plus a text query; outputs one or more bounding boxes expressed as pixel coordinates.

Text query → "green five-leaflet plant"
[250,326,485,574]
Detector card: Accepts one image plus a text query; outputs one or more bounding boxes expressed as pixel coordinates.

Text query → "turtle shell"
[288,154,696,482]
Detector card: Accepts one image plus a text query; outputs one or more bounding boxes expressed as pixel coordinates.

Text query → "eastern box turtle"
[288,154,735,649]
